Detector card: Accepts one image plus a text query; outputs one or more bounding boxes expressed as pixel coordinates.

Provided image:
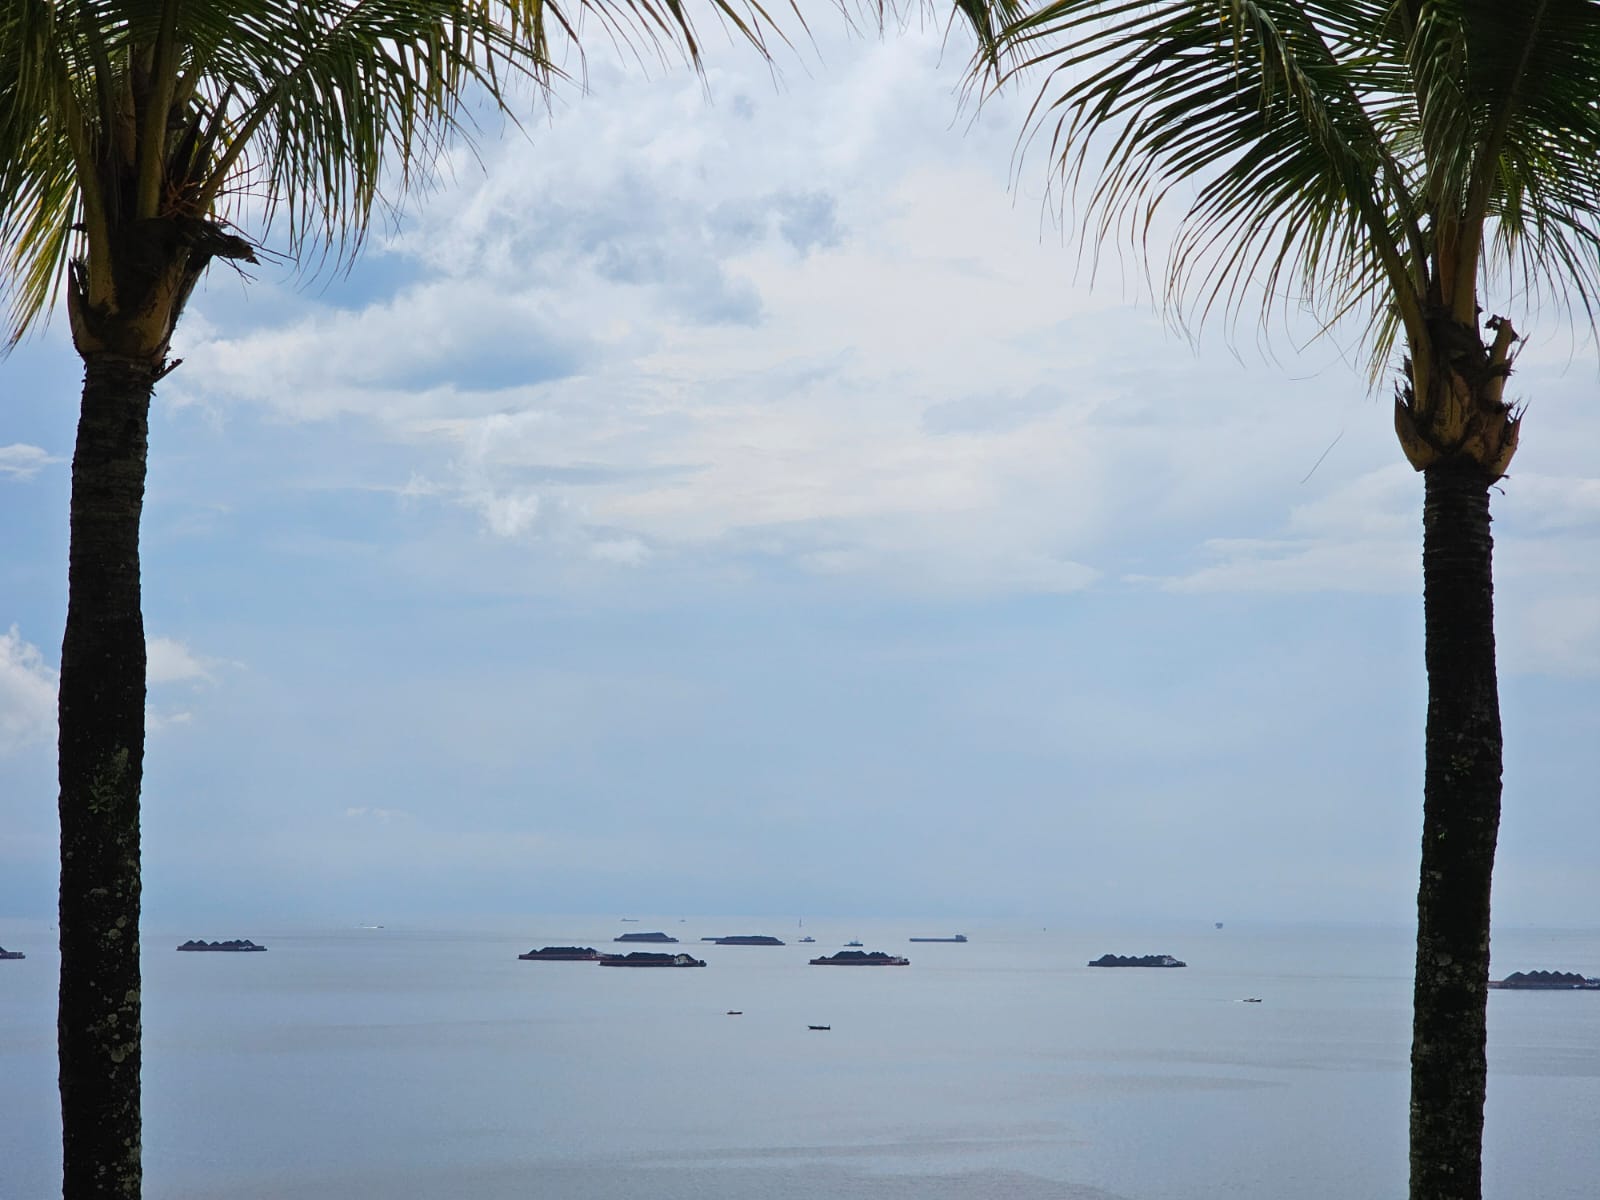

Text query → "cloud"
[146,636,218,685]
[590,536,651,566]
[1162,535,1417,595]
[169,280,590,422]
[345,806,408,824]
[1496,532,1600,677]
[922,385,1069,435]
[1157,466,1421,594]
[153,22,1600,624]
[146,708,194,734]
[1506,473,1600,533]
[0,443,60,481]
[709,190,843,257]
[0,626,57,754]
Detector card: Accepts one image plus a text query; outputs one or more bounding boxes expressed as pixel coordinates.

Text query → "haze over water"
[3,918,1597,1199]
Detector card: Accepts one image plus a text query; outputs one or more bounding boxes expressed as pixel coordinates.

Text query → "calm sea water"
[3,918,1598,1199]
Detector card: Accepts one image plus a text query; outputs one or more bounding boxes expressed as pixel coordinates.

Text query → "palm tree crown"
[977,0,1600,453]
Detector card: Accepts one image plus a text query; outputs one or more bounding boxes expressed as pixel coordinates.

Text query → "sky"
[2,15,1597,929]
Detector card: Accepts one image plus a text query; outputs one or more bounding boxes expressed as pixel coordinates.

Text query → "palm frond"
[979,0,1419,374]
[1454,0,1600,324]
[966,0,1600,379]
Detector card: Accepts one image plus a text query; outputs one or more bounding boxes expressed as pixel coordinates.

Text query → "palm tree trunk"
[58,352,156,1200]
[1410,460,1503,1200]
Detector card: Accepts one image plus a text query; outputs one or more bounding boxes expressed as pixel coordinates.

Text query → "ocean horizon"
[4,917,1597,1199]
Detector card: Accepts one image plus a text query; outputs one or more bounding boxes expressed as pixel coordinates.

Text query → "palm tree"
[958,3,1600,1198]
[0,3,805,1196]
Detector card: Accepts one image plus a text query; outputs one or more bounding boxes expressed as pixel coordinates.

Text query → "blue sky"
[3,19,1597,928]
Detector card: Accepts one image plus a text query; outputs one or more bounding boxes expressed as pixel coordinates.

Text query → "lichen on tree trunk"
[1410,460,1503,1200]
[58,352,158,1200]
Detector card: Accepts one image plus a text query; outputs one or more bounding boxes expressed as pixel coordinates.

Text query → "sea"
[3,918,1598,1200]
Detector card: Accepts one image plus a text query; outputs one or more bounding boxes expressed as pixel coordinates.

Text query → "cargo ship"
[1489,970,1600,990]
[809,950,910,966]
[614,931,678,943]
[598,952,706,968]
[518,946,603,961]
[909,934,968,943]
[1088,953,1185,968]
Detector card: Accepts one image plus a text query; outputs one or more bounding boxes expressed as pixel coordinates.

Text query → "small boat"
[1242,997,1263,1003]
[798,936,816,943]
[726,1010,743,1015]
[808,1025,831,1031]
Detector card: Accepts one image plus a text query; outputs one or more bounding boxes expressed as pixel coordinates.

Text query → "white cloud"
[161,28,1136,585]
[146,636,216,685]
[345,806,408,824]
[590,536,651,566]
[0,443,60,481]
[146,708,195,734]
[1496,532,1600,677]
[1505,473,1600,533]
[1158,465,1421,594]
[156,22,1599,624]
[0,626,57,754]
[1284,464,1420,540]
[1163,535,1417,595]
[473,487,546,538]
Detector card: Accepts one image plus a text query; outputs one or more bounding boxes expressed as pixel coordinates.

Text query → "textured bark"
[1410,461,1503,1200]
[58,352,158,1200]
